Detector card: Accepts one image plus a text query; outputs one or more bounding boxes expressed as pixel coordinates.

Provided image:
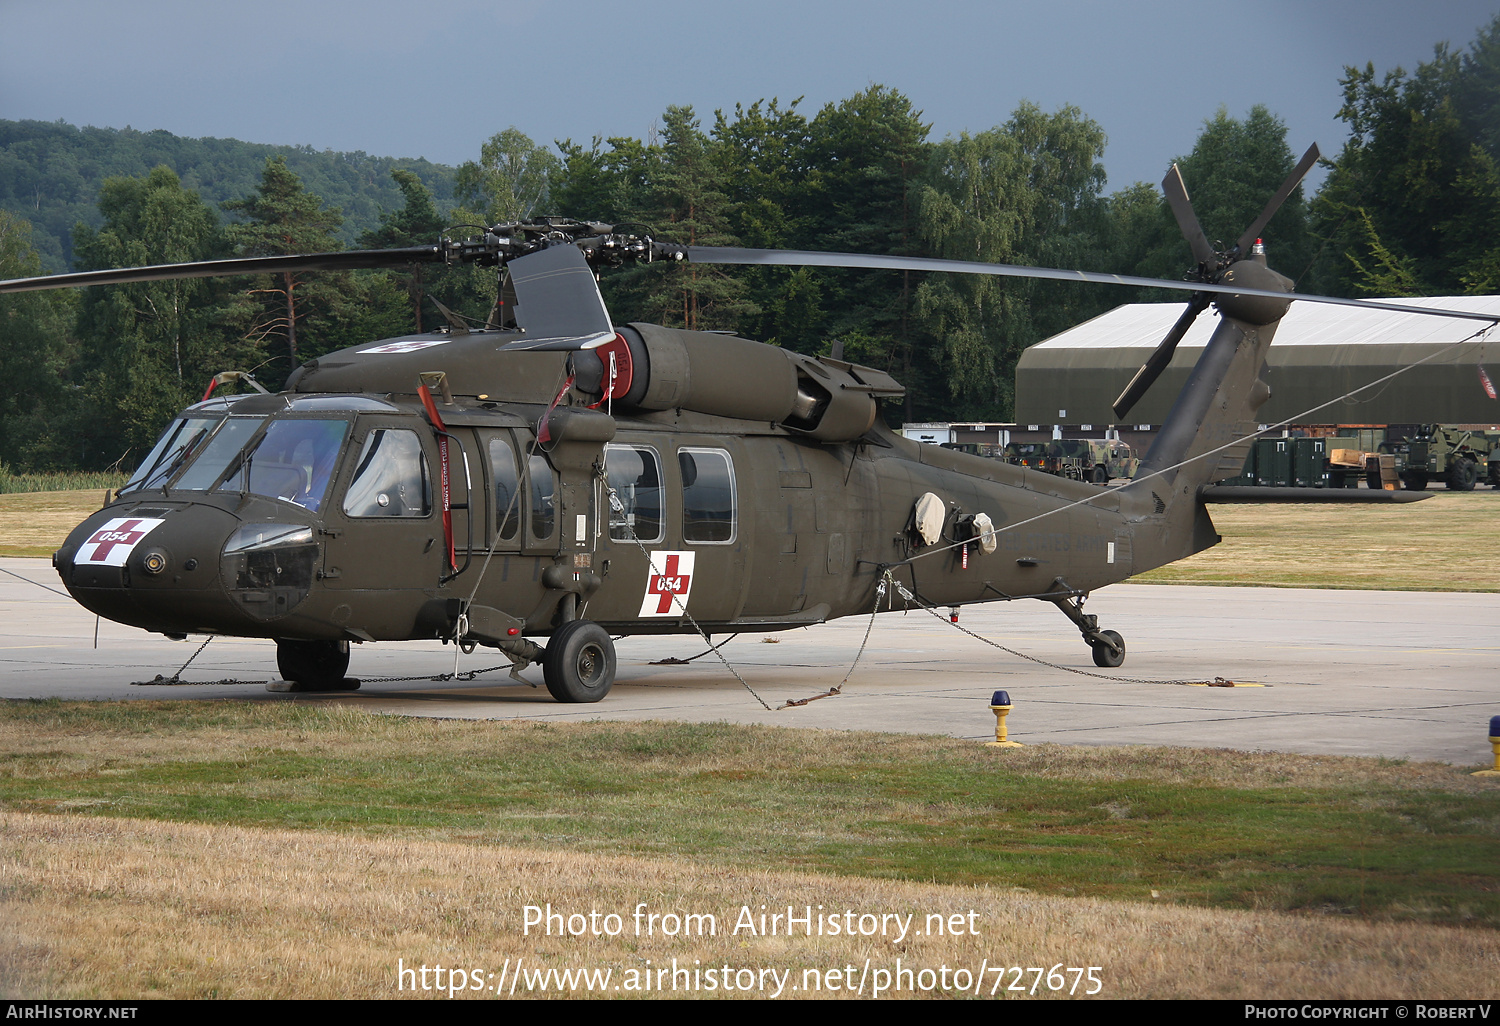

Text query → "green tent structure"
[1015,296,1500,429]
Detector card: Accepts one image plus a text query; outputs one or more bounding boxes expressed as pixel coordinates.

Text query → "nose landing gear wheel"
[1091,630,1125,668]
[543,620,616,703]
[276,639,357,691]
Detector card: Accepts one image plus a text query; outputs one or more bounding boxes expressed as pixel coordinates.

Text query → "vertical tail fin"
[1124,261,1291,567]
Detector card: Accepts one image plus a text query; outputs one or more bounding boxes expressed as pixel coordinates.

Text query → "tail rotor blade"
[1234,143,1321,259]
[1112,293,1211,418]
[1162,164,1216,269]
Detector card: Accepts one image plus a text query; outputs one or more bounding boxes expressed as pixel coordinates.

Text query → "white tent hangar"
[1014,295,1500,427]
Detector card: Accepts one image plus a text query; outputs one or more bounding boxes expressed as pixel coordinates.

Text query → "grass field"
[1136,490,1500,591]
[0,489,112,558]
[7,701,1496,921]
[0,471,126,496]
[1,701,1497,998]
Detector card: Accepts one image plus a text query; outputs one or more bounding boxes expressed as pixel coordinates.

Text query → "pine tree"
[223,155,347,372]
[799,86,932,418]
[360,169,445,333]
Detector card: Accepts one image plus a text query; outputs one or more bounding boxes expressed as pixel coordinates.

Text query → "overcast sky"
[3,0,1497,193]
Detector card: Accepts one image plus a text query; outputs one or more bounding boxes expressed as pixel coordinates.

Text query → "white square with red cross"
[75,517,166,566]
[359,339,450,355]
[638,550,696,618]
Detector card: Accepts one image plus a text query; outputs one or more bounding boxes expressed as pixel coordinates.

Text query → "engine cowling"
[607,323,903,442]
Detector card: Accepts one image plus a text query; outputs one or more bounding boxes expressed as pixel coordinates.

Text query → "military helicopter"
[4,145,1495,703]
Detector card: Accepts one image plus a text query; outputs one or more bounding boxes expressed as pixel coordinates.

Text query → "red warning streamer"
[418,385,455,572]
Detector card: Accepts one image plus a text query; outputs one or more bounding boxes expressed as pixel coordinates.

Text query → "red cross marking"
[85,519,148,562]
[646,554,691,614]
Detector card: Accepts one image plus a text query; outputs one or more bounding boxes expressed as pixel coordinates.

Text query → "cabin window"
[604,444,664,543]
[679,448,736,543]
[342,429,431,518]
[488,438,521,540]
[528,454,557,540]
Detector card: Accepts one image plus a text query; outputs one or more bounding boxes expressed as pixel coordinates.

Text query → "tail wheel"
[542,620,616,703]
[276,639,353,691]
[1090,630,1125,668]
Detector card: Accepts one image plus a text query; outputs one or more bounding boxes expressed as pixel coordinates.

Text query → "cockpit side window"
[342,429,431,518]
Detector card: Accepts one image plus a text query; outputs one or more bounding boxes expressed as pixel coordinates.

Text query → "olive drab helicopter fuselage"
[53,317,1170,701]
[15,151,1494,703]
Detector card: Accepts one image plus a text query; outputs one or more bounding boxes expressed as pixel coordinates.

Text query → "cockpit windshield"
[216,419,350,512]
[172,418,266,492]
[118,413,350,512]
[120,416,223,494]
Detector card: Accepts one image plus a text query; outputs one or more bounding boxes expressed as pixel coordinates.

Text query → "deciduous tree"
[914,103,1108,419]
[1312,45,1500,296]
[72,166,233,465]
[0,211,77,470]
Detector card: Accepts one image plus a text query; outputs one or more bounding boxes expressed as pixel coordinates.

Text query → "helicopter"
[4,144,1496,703]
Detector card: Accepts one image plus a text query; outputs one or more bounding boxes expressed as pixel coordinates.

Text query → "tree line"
[2,16,1497,473]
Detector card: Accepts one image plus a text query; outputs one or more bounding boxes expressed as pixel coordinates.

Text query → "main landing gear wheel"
[543,620,616,703]
[276,639,356,691]
[1091,630,1125,668]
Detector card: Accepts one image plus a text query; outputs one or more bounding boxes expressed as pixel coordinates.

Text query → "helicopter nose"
[56,502,245,634]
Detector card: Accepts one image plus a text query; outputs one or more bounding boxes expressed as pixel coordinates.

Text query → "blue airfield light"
[986,691,1021,748]
[1476,716,1500,777]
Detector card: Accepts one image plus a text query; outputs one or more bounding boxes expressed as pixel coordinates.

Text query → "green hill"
[0,119,459,272]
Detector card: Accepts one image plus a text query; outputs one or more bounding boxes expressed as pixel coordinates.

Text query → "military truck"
[1002,438,1137,484]
[1378,425,1498,490]
[1000,441,1050,471]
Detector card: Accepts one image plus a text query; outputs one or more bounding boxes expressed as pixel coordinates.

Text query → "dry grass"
[3,811,1496,1000]
[1136,490,1500,591]
[0,490,108,558]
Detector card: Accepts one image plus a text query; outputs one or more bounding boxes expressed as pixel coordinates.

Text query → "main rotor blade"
[1161,164,1216,268]
[0,246,445,294]
[1112,293,1212,419]
[1234,143,1321,258]
[684,247,1500,324]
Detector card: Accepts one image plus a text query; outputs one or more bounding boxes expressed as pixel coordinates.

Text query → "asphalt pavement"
[2,556,1496,767]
